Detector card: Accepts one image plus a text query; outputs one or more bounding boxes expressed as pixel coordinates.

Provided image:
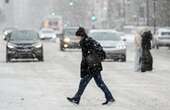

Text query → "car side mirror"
[4,35,8,41]
[5,33,11,41]
[122,38,127,42]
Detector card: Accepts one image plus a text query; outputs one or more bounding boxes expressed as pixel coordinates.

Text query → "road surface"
[0,35,170,110]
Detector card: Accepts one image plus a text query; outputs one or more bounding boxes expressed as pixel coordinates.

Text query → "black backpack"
[88,38,106,61]
[93,42,106,61]
[85,37,106,67]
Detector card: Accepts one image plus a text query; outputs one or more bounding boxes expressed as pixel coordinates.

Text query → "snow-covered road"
[0,36,170,110]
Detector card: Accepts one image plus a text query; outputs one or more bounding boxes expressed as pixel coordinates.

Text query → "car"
[59,27,80,51]
[2,27,17,40]
[88,29,127,62]
[123,25,136,34]
[38,28,56,41]
[6,30,44,62]
[154,28,170,49]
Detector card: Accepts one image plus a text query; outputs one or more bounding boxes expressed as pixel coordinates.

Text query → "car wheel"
[59,40,65,51]
[6,48,11,62]
[38,48,44,61]
[39,56,44,62]
[60,46,65,51]
[121,55,126,62]
[39,53,44,61]
[112,58,118,62]
[6,54,11,62]
[60,44,65,51]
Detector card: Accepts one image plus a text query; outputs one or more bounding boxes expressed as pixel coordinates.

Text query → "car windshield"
[10,31,39,41]
[89,31,121,41]
[161,32,170,36]
[64,29,77,37]
[42,30,54,33]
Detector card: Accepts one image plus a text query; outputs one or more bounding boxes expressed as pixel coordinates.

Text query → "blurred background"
[0,0,170,30]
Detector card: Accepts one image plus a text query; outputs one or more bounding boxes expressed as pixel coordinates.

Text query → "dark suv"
[6,30,44,62]
[60,27,80,51]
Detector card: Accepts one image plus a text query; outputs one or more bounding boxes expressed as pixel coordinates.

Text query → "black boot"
[102,98,115,105]
[67,97,80,105]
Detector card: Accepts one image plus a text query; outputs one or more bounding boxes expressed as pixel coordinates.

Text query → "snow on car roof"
[158,28,170,32]
[89,29,118,33]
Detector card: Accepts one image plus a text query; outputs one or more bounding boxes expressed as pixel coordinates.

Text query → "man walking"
[67,27,115,105]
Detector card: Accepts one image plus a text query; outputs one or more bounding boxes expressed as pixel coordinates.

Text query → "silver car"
[38,28,57,42]
[88,29,126,62]
[154,28,170,49]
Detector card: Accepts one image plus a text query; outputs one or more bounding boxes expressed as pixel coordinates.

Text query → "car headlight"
[33,43,42,48]
[2,35,6,40]
[52,35,56,38]
[117,45,122,49]
[64,37,70,43]
[4,31,9,36]
[117,43,126,49]
[40,35,44,38]
[7,43,16,48]
[39,34,45,38]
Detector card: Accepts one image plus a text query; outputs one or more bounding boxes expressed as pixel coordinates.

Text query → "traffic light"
[69,2,74,6]
[5,0,10,4]
[91,15,97,22]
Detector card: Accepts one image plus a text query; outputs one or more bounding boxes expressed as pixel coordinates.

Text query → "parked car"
[123,25,136,34]
[154,28,170,49]
[59,27,80,51]
[88,29,126,62]
[39,28,56,42]
[2,27,17,40]
[6,30,44,62]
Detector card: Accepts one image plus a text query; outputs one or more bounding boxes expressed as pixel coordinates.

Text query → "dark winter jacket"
[141,31,153,50]
[141,31,153,72]
[80,37,104,78]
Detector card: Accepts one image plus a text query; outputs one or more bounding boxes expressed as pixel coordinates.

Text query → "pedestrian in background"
[134,29,142,72]
[141,29,153,72]
[67,27,115,105]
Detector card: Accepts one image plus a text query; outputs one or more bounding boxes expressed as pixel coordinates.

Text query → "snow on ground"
[0,36,170,110]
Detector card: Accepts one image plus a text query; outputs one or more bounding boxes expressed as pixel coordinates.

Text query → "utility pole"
[146,0,149,26]
[123,0,126,25]
[153,0,157,34]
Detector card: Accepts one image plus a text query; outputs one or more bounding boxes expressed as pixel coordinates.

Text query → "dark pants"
[74,71,113,101]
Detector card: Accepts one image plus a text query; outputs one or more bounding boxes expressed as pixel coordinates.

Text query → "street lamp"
[91,14,97,29]
[103,7,107,11]
[123,0,131,25]
[69,0,77,6]
[146,0,149,26]
[51,12,56,16]
[153,0,158,34]
[123,0,126,25]
[91,15,97,22]
[69,2,74,6]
